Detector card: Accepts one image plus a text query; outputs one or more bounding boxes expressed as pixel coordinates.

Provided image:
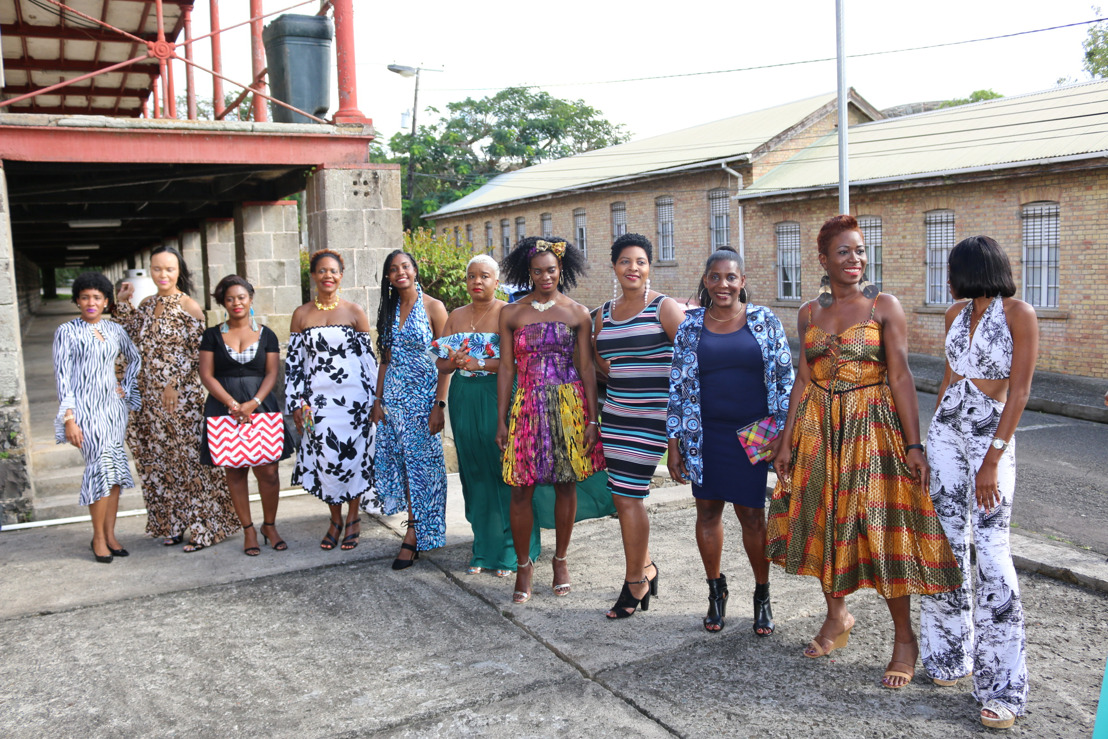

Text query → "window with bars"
[465,224,473,246]
[1022,201,1059,308]
[485,221,493,249]
[500,219,511,259]
[453,226,460,247]
[776,222,802,300]
[611,202,627,240]
[708,189,730,249]
[541,213,552,238]
[574,208,587,256]
[925,210,955,304]
[515,216,526,243]
[656,196,675,261]
[857,215,883,291]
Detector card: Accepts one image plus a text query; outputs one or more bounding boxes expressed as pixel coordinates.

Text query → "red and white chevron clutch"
[206,412,284,468]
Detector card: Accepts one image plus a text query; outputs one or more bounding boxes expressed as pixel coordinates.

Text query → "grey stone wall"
[234,201,302,343]
[202,218,236,323]
[0,166,34,523]
[14,250,41,331]
[305,165,403,322]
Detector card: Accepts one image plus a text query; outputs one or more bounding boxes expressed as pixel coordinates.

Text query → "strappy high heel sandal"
[392,519,420,570]
[804,613,855,658]
[341,517,361,551]
[241,522,261,557]
[552,554,571,596]
[320,517,342,551]
[646,561,660,596]
[260,521,287,551]
[753,581,774,636]
[605,574,652,619]
[704,573,728,632]
[513,558,534,604]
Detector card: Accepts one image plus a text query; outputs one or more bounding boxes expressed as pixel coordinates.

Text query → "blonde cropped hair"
[466,253,500,279]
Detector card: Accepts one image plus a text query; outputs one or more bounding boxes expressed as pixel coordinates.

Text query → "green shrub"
[299,249,311,304]
[405,228,485,312]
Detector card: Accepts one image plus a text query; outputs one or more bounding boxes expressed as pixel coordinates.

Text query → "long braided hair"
[375,250,419,363]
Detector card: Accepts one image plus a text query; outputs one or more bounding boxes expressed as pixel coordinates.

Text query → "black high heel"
[605,575,651,619]
[242,522,260,557]
[320,518,342,550]
[90,540,113,564]
[260,521,287,551]
[704,573,729,633]
[341,517,361,550]
[753,582,774,636]
[392,542,420,570]
[647,561,660,596]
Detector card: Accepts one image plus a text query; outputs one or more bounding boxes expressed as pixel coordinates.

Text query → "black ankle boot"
[753,581,774,636]
[704,573,729,632]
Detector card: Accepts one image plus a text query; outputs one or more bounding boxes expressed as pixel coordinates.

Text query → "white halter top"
[945,296,1012,381]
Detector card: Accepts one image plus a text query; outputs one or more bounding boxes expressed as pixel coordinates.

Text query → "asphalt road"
[917,391,1108,556]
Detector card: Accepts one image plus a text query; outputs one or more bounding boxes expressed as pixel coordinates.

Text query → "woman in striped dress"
[594,234,684,618]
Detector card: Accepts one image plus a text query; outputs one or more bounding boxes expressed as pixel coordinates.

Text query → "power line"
[424,17,1108,93]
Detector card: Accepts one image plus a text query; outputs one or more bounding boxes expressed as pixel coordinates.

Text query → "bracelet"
[588,420,599,427]
[252,397,262,406]
[63,410,75,422]
[904,443,925,452]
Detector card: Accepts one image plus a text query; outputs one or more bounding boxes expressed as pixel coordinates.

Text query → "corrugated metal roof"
[738,80,1108,199]
[429,92,839,217]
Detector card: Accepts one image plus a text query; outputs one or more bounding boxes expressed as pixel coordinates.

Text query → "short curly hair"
[212,274,254,306]
[816,214,860,256]
[309,249,345,273]
[610,233,653,264]
[71,272,114,305]
[500,236,587,291]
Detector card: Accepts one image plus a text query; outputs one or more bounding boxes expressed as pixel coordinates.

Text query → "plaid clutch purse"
[736,416,778,465]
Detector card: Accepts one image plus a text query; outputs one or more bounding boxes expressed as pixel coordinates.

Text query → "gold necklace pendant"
[469,301,494,330]
[314,296,339,311]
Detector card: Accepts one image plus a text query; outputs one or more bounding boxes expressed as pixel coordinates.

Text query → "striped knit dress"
[596,295,674,498]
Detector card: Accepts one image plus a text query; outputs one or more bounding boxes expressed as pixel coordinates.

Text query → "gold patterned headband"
[531,239,566,259]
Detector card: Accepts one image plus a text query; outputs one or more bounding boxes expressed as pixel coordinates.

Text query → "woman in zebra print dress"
[53,272,141,563]
[594,234,684,618]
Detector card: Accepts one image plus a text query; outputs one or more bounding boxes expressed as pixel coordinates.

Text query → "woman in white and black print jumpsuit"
[920,235,1039,731]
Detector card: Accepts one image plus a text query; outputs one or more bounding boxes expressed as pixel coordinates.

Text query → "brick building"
[428,81,1108,379]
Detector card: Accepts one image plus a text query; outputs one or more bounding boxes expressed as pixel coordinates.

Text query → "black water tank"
[262,14,333,124]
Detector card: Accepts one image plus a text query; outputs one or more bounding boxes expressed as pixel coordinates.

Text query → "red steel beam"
[0,23,159,43]
[0,126,376,166]
[1,83,152,98]
[183,7,197,119]
[249,0,267,122]
[1,105,142,116]
[330,0,367,125]
[209,0,225,117]
[2,58,159,74]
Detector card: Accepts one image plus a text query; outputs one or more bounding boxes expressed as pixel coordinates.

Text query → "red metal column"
[183,6,197,119]
[209,0,225,117]
[330,0,367,124]
[249,0,269,122]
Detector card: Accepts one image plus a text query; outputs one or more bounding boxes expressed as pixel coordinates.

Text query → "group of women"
[54,216,1036,730]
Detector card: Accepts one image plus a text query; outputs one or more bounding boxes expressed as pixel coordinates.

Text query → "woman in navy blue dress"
[667,247,793,634]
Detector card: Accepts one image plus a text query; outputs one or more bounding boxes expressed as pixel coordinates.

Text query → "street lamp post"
[388,64,442,214]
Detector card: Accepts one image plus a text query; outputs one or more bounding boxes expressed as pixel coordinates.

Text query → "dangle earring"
[612,276,619,300]
[644,278,651,305]
[739,287,749,304]
[859,275,879,299]
[249,306,259,331]
[817,273,833,308]
[220,310,229,333]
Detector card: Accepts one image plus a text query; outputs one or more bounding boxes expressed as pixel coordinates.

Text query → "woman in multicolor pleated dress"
[496,236,610,605]
[767,215,961,689]
[593,234,684,618]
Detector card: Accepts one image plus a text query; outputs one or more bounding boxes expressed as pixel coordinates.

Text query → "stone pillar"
[0,165,34,524]
[178,229,204,307]
[305,164,403,321]
[233,201,301,343]
[202,218,235,323]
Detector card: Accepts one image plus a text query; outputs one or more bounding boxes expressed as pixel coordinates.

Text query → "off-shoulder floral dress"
[115,294,238,546]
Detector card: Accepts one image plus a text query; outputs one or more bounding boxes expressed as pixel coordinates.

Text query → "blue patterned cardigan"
[666,304,794,486]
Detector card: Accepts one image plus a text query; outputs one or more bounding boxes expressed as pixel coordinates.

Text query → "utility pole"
[836,0,849,215]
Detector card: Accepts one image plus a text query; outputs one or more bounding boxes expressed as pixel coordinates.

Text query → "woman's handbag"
[206,412,284,468]
[736,416,778,465]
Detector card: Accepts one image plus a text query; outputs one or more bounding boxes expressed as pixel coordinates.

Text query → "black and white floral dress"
[285,325,378,504]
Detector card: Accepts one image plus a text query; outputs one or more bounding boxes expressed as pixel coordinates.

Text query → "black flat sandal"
[753,582,774,636]
[704,573,729,633]
[605,575,652,619]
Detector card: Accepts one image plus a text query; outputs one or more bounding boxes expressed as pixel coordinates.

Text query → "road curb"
[1011,531,1108,594]
[914,378,1108,424]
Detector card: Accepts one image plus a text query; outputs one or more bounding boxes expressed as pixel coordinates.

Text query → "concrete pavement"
[1,477,1106,737]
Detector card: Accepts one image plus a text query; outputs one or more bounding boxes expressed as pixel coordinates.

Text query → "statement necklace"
[314,296,339,311]
[531,299,556,312]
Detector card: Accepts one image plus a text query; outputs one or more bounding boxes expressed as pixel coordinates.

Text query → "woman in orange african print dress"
[767,216,960,689]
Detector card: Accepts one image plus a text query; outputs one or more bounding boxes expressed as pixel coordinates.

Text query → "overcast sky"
[184,0,1101,144]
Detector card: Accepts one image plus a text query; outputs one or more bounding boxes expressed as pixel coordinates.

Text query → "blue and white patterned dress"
[285,325,378,504]
[52,318,142,506]
[373,287,448,551]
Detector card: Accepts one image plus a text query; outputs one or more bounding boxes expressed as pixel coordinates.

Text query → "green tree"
[390,87,631,228]
[1084,7,1108,77]
[174,91,257,121]
[939,89,1004,108]
[404,228,481,311]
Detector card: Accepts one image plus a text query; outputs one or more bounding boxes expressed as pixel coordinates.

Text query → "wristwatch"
[436,400,446,409]
[476,358,486,369]
[990,437,1008,452]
